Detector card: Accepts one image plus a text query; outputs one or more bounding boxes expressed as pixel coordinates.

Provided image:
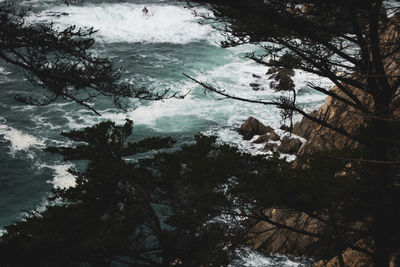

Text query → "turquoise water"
[0,0,326,265]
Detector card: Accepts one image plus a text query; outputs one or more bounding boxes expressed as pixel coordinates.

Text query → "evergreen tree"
[1,120,286,266]
[0,1,175,115]
[185,0,400,265]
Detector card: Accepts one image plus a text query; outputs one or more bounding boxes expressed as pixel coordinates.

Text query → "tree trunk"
[370,98,393,267]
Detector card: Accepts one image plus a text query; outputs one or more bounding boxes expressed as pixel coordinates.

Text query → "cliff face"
[248,14,400,266]
[295,14,400,156]
[247,209,331,258]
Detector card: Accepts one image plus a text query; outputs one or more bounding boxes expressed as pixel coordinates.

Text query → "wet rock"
[277,68,295,77]
[253,131,280,144]
[263,142,278,152]
[278,136,302,154]
[249,83,261,90]
[252,74,262,79]
[267,67,295,91]
[280,125,292,132]
[239,117,274,140]
[269,131,280,141]
[267,67,295,77]
[314,239,373,267]
[248,209,327,257]
[46,11,69,17]
[292,111,318,139]
[269,75,295,92]
[253,134,270,144]
[266,67,278,75]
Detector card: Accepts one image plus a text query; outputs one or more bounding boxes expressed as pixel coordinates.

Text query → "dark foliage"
[0,1,176,115]
[185,0,400,265]
[0,121,267,266]
[2,120,397,266]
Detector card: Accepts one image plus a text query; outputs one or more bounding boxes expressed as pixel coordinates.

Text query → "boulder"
[252,73,262,79]
[249,15,400,264]
[253,134,270,144]
[249,83,261,91]
[269,131,280,141]
[248,209,372,260]
[239,117,274,140]
[247,209,327,257]
[253,131,280,144]
[267,66,296,94]
[277,67,295,77]
[267,67,295,92]
[314,243,400,267]
[314,240,373,267]
[280,125,292,132]
[278,136,302,154]
[269,74,295,92]
[263,142,278,152]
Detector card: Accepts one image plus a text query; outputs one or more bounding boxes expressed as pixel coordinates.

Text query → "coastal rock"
[314,240,373,267]
[314,246,400,267]
[292,111,318,140]
[249,83,261,91]
[280,125,292,132]
[294,85,367,156]
[248,14,400,267]
[269,131,280,141]
[253,131,280,144]
[295,15,400,157]
[266,67,294,77]
[278,136,302,154]
[248,209,372,260]
[267,67,295,92]
[239,117,274,140]
[266,67,277,75]
[247,209,328,257]
[263,142,278,152]
[253,134,270,144]
[270,75,295,92]
[252,73,262,79]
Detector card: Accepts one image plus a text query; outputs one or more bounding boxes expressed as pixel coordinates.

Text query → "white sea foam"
[0,66,11,75]
[0,66,12,83]
[230,248,276,266]
[32,115,62,130]
[384,1,400,17]
[191,59,329,156]
[230,247,311,267]
[0,229,7,237]
[0,117,45,157]
[40,163,76,189]
[62,54,329,157]
[30,3,220,44]
[201,58,331,103]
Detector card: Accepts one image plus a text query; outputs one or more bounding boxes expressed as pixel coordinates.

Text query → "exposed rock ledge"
[238,116,304,155]
[241,14,400,267]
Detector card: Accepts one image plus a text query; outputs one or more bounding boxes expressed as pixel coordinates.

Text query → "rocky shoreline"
[237,114,374,267]
[236,15,400,266]
[238,116,304,156]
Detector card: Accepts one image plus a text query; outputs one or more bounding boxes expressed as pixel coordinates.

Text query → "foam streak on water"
[230,247,313,267]
[30,3,220,44]
[0,117,45,157]
[37,163,76,189]
[0,117,75,188]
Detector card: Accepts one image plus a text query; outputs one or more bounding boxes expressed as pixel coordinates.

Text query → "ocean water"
[0,0,328,265]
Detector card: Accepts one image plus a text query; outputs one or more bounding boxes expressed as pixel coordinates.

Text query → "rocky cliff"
[294,14,400,157]
[245,13,400,267]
